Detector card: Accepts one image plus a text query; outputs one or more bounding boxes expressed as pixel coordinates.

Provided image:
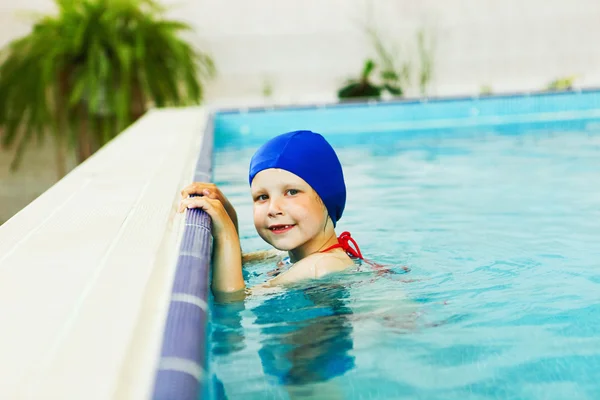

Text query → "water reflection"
[210,300,246,356]
[252,283,355,385]
[209,301,246,400]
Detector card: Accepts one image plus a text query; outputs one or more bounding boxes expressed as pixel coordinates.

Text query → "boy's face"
[251,168,328,251]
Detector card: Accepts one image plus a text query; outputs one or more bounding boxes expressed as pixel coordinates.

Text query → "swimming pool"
[168,91,600,400]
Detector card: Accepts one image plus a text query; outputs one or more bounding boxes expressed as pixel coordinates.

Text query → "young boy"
[178,130,363,300]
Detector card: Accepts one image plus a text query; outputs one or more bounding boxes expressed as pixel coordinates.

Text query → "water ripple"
[209,130,600,399]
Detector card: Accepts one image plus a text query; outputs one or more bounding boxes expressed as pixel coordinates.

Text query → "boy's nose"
[267,197,284,217]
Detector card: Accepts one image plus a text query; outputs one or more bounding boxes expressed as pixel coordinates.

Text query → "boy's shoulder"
[265,251,353,287]
[289,251,352,279]
[311,252,354,278]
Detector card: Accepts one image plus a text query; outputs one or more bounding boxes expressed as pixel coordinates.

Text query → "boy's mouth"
[268,224,295,234]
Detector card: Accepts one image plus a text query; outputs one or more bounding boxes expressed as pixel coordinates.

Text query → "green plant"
[368,28,410,97]
[337,59,382,100]
[480,85,493,95]
[416,29,435,96]
[547,76,576,91]
[340,21,436,100]
[0,0,214,174]
[261,76,274,98]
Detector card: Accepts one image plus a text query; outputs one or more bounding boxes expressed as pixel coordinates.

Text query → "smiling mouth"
[269,224,295,234]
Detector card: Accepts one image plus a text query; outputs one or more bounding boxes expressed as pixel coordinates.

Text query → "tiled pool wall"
[152,89,600,400]
[215,89,600,143]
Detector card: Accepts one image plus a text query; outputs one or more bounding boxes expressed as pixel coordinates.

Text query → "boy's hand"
[180,182,239,233]
[178,195,237,240]
[179,183,244,298]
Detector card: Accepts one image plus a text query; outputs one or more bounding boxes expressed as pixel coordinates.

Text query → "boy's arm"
[211,229,245,295]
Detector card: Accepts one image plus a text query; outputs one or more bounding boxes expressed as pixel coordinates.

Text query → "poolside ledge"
[0,107,208,400]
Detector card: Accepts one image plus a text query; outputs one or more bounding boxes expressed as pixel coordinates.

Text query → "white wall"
[162,0,600,100]
[2,0,600,101]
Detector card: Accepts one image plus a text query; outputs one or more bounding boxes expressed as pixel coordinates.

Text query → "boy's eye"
[286,189,299,196]
[255,194,268,201]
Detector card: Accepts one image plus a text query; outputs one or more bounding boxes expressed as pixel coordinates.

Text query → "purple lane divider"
[152,115,214,400]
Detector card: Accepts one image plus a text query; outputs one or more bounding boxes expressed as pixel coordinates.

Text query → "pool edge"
[151,114,215,400]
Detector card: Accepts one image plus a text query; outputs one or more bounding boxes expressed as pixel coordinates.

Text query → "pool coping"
[0,108,210,400]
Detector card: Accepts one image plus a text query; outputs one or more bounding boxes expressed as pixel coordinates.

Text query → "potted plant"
[0,0,214,176]
[337,59,383,100]
[337,23,436,102]
[547,76,577,91]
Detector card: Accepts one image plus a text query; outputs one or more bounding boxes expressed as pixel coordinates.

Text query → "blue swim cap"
[249,130,346,227]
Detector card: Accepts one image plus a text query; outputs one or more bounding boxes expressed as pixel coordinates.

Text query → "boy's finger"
[181,183,206,197]
[178,199,191,213]
[203,189,219,199]
[181,184,195,195]
[189,197,221,214]
[181,187,199,198]
[178,197,205,213]
[181,183,219,199]
[181,188,194,198]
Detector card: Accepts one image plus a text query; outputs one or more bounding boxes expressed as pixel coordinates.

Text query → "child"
[178,130,363,299]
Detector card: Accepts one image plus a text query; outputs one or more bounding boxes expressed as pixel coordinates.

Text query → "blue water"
[207,126,600,400]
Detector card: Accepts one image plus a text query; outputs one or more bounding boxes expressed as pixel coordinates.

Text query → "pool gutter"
[151,115,215,400]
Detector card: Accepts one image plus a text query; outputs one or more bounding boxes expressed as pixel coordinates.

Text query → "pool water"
[207,127,600,400]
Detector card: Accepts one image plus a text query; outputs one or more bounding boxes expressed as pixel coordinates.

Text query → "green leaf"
[0,0,214,170]
[361,59,376,81]
[383,83,403,96]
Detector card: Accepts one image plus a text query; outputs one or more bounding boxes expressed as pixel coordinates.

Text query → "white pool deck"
[0,107,209,400]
